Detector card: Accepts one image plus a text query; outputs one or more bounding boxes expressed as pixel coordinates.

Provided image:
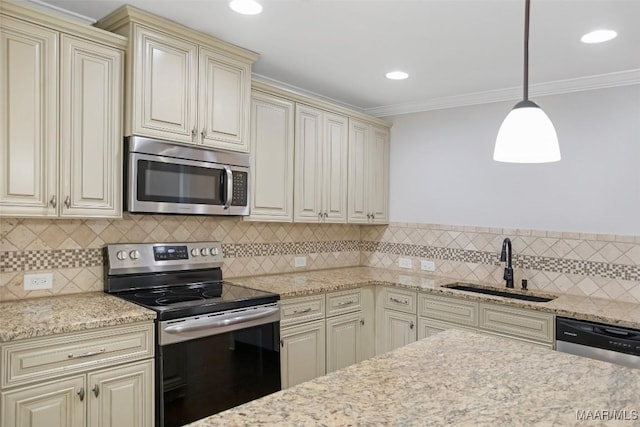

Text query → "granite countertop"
[0,292,156,342]
[229,266,640,329]
[189,329,640,426]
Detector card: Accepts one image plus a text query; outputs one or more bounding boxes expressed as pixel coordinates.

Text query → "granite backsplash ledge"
[1,217,639,304]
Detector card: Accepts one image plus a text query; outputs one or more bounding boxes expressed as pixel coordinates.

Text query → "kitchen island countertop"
[189,329,640,426]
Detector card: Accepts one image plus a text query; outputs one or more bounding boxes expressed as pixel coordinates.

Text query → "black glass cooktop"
[112,280,279,321]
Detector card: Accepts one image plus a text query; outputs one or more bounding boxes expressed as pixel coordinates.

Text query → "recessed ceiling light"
[580,29,617,44]
[386,71,409,80]
[229,0,263,15]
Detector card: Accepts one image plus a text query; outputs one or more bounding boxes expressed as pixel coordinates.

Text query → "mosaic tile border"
[0,240,362,273]
[361,241,640,282]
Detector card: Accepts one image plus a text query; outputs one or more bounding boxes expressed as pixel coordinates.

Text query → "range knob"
[129,250,141,260]
[116,250,127,261]
[210,247,219,256]
[200,248,209,256]
[190,248,200,257]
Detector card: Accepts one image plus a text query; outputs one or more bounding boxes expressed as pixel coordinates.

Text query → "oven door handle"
[224,166,233,210]
[163,307,279,334]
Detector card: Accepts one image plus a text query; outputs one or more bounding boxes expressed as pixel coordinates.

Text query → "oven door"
[157,305,281,427]
[127,152,249,215]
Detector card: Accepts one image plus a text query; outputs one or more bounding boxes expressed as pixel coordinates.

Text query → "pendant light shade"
[494,0,560,163]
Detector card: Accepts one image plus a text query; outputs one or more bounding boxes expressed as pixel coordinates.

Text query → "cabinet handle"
[318,212,322,219]
[367,214,371,219]
[360,319,365,326]
[92,384,100,397]
[49,195,57,208]
[77,387,85,401]
[323,212,328,218]
[280,339,284,348]
[389,297,409,305]
[68,348,106,359]
[292,307,312,315]
[64,195,71,208]
[371,214,375,220]
[191,127,197,139]
[410,321,414,330]
[337,300,355,307]
[201,129,207,140]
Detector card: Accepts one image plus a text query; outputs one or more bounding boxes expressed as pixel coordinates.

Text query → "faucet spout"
[501,238,514,288]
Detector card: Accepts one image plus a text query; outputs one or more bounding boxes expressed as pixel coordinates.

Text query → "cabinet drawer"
[326,289,362,317]
[381,287,417,314]
[280,294,325,327]
[2,322,154,389]
[478,303,554,344]
[418,293,478,327]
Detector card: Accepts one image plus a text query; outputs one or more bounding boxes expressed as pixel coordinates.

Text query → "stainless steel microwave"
[124,136,250,216]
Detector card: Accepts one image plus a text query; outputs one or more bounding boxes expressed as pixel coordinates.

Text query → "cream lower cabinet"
[294,104,349,223]
[2,360,153,427]
[347,119,390,224]
[245,91,295,221]
[0,3,124,218]
[280,320,325,389]
[0,322,155,427]
[376,287,417,354]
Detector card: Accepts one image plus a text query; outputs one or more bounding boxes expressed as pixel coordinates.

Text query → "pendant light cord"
[523,0,530,101]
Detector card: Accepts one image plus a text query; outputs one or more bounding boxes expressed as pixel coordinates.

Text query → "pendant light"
[493,0,560,163]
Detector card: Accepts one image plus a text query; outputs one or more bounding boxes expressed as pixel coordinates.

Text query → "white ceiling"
[33,0,640,115]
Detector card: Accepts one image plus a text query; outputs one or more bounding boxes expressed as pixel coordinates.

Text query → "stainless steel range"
[104,242,281,427]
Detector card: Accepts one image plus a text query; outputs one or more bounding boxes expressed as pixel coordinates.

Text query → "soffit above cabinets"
[33,0,640,115]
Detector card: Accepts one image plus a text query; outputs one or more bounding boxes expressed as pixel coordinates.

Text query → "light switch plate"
[24,273,53,290]
[398,258,412,269]
[294,256,307,267]
[421,260,436,272]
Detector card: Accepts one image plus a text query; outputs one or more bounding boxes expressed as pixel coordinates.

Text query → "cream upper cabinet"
[60,35,122,218]
[0,3,125,219]
[97,6,258,152]
[132,25,197,142]
[294,104,348,223]
[0,16,58,217]
[246,91,295,222]
[348,119,390,224]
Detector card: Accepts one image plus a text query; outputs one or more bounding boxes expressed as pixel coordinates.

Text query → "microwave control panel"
[231,171,248,206]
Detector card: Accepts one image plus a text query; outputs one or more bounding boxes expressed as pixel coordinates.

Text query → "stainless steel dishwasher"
[556,317,640,369]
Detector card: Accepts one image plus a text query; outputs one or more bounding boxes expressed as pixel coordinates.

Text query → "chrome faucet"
[500,238,514,288]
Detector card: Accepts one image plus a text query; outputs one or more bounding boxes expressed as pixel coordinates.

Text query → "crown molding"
[252,73,366,113]
[364,69,640,117]
[25,0,96,24]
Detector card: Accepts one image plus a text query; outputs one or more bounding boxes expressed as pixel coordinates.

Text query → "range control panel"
[107,242,223,274]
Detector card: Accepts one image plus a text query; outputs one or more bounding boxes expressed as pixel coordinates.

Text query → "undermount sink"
[443,283,556,303]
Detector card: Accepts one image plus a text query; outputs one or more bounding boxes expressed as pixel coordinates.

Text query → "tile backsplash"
[1,217,639,304]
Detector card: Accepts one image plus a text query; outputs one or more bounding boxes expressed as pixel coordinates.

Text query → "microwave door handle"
[224,166,233,209]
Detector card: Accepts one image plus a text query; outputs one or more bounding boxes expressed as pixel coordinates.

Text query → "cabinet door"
[59,35,122,218]
[132,24,197,142]
[294,105,323,222]
[381,309,416,354]
[198,47,250,152]
[1,375,84,427]
[326,312,362,373]
[0,17,58,217]
[369,125,390,224]
[246,92,294,222]
[347,119,370,224]
[280,320,325,389]
[322,112,348,223]
[87,360,154,427]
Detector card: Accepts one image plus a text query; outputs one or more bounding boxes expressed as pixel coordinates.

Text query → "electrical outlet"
[24,273,53,290]
[294,256,307,268]
[398,258,412,269]
[421,260,436,272]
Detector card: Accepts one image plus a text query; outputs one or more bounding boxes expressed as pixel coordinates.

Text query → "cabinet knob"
[77,387,85,401]
[280,339,284,348]
[360,319,365,326]
[371,214,375,220]
[191,127,197,138]
[323,212,328,218]
[64,196,71,208]
[367,214,371,219]
[92,384,100,397]
[410,321,414,330]
[201,129,207,140]
[49,195,57,208]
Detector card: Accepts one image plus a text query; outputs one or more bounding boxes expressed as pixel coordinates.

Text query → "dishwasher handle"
[593,326,640,341]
